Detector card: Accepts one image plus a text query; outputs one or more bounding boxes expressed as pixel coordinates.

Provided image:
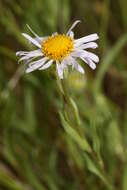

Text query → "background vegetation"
[0,0,127,189]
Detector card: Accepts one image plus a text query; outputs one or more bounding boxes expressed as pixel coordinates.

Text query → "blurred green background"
[0,0,127,189]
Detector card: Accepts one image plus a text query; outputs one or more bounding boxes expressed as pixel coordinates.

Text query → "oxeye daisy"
[16,20,99,79]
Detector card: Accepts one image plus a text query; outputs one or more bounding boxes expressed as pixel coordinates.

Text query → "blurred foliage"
[0,0,127,189]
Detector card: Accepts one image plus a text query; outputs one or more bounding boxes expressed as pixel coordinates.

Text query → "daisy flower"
[16,20,99,79]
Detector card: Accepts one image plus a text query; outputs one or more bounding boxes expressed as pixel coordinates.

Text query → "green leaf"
[59,112,91,153]
[83,154,114,190]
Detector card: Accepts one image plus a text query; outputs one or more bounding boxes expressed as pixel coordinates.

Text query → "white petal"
[71,51,82,58]
[26,49,43,57]
[56,61,63,79]
[67,20,81,35]
[25,57,36,65]
[18,56,32,63]
[39,60,53,70]
[16,51,27,56]
[29,57,48,66]
[81,57,96,70]
[74,42,98,50]
[26,57,48,73]
[26,25,47,43]
[61,61,67,69]
[17,51,43,64]
[72,50,99,63]
[16,52,20,56]
[69,31,74,38]
[22,33,41,48]
[75,63,84,74]
[60,57,70,69]
[33,37,47,44]
[74,33,99,46]
[68,56,76,68]
[81,50,99,63]
[18,55,41,63]
[16,49,42,56]
[18,50,43,63]
[59,56,74,70]
[26,24,40,39]
[64,56,76,67]
[87,59,96,70]
[52,32,58,36]
[70,57,84,74]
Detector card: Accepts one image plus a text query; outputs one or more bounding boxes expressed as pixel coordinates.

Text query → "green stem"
[61,79,84,137]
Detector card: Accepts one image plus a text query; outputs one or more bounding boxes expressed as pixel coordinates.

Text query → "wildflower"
[16,20,99,79]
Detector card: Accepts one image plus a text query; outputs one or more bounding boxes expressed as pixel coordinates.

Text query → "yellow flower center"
[42,34,74,61]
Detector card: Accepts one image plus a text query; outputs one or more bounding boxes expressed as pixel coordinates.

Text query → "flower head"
[16,20,99,79]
